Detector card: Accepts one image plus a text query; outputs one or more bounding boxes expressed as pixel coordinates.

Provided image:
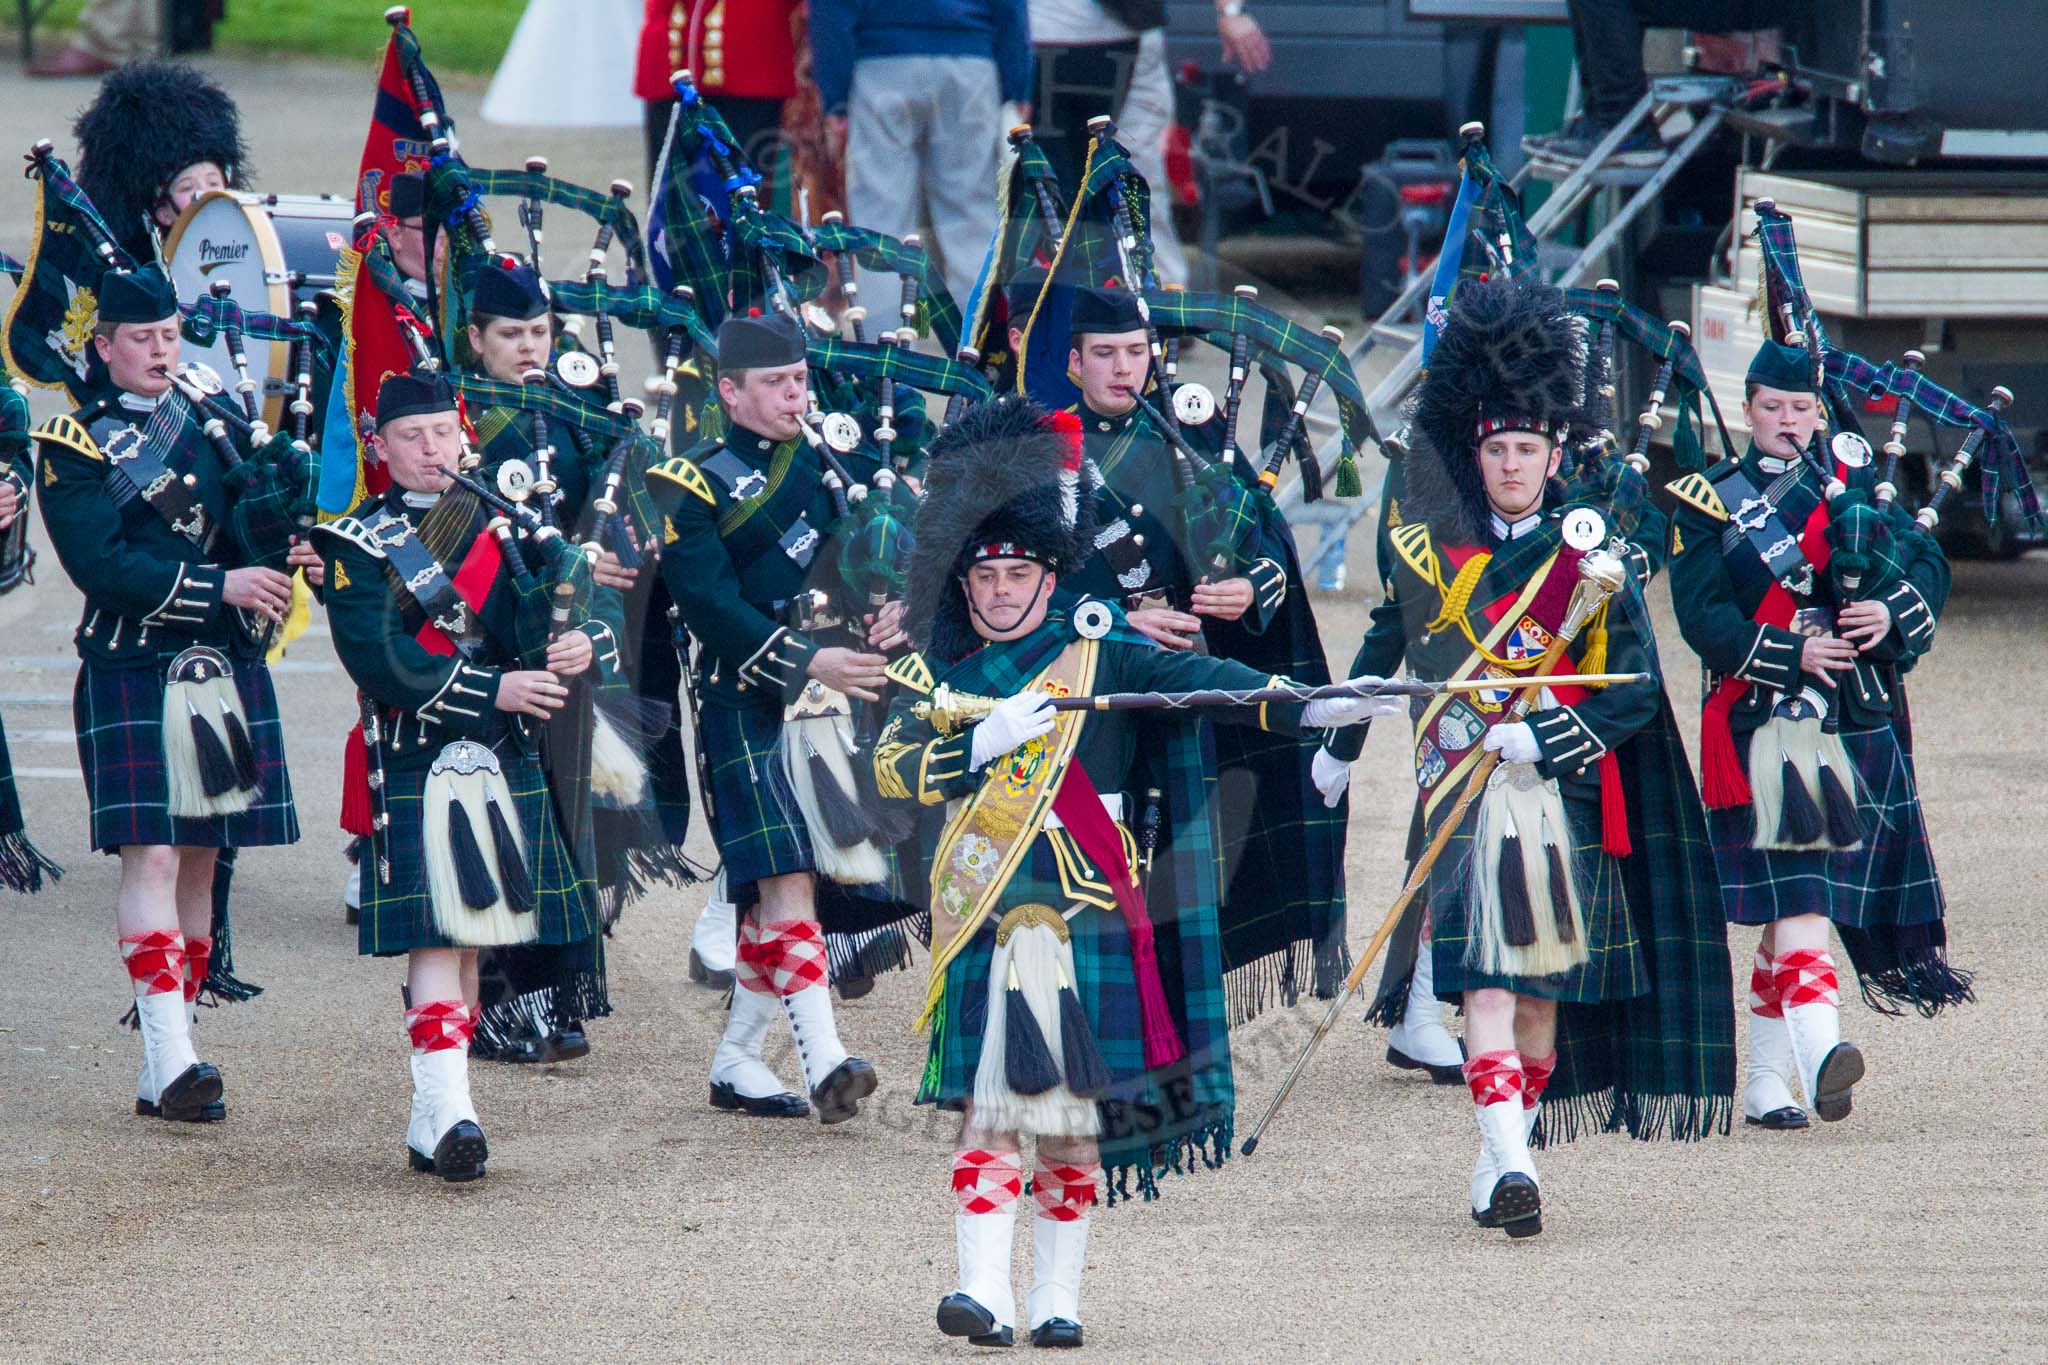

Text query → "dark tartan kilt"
[358,737,599,956]
[73,653,298,853]
[1712,723,1945,929]
[700,701,813,894]
[1429,791,1648,1005]
[917,834,1154,1119]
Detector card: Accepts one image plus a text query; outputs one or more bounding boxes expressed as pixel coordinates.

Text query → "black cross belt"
[102,404,213,552]
[363,507,483,660]
[1717,462,1820,599]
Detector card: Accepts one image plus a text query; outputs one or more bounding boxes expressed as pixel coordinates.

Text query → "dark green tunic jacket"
[1666,446,1949,736]
[645,421,888,710]
[34,385,292,671]
[315,485,621,769]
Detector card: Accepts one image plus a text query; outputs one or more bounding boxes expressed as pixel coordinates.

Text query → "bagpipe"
[1750,196,2038,538]
[971,113,1375,617]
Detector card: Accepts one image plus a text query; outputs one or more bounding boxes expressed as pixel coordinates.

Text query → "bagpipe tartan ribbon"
[1756,204,2038,522]
[726,208,829,311]
[449,372,643,441]
[1462,136,1539,281]
[1143,288,1377,461]
[1559,284,1734,468]
[647,80,740,324]
[546,279,717,354]
[460,168,652,284]
[961,133,1064,356]
[179,291,326,350]
[808,219,964,355]
[809,334,993,401]
[1826,350,2040,523]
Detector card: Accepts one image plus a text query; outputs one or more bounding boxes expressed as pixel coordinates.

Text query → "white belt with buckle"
[1043,791,1123,831]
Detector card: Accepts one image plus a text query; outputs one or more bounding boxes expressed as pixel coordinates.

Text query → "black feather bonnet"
[1405,276,1588,542]
[74,61,250,263]
[905,396,1099,663]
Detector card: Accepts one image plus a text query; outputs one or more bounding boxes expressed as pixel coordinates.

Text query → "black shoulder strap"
[361,505,483,658]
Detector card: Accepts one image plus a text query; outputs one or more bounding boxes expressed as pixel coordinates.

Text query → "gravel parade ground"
[1,55,2042,1365]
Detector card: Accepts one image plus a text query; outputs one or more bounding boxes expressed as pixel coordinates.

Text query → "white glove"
[1302,675,1409,728]
[1482,721,1541,765]
[1311,747,1352,809]
[969,691,1058,769]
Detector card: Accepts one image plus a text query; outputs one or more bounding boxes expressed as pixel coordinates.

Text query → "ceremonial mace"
[913,670,1649,732]
[1241,546,1630,1155]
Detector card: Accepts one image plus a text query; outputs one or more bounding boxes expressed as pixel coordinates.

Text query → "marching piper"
[2,375,61,894]
[34,264,302,1122]
[1054,286,1353,1017]
[645,311,909,1124]
[1666,338,1965,1133]
[1317,278,1733,1237]
[459,257,647,1066]
[315,369,610,1182]
[871,394,1394,1347]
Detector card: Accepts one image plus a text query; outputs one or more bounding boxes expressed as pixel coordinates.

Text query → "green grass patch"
[17,1,521,76]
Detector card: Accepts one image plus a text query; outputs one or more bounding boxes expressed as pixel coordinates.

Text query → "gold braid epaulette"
[1666,471,1728,521]
[647,455,715,506]
[34,414,102,463]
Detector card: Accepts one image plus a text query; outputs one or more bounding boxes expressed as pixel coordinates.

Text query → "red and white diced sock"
[952,1148,1023,1215]
[1521,1051,1557,1111]
[756,918,829,997]
[1463,1048,1525,1109]
[1773,948,1841,1009]
[1031,1160,1100,1223]
[406,999,469,1054]
[183,935,213,1006]
[119,930,185,998]
[733,918,778,995]
[1748,946,1783,1018]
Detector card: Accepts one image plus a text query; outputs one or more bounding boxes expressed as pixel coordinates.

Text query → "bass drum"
[164,189,353,430]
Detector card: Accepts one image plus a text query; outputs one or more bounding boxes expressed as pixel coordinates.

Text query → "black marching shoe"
[936,1293,1014,1347]
[548,1026,591,1061]
[688,947,736,989]
[1744,1105,1810,1131]
[406,1120,489,1183]
[137,1094,227,1122]
[1386,1043,1466,1085]
[1810,1042,1865,1123]
[811,1056,878,1125]
[834,971,876,1001]
[1474,1172,1542,1239]
[153,1062,224,1123]
[1030,1319,1083,1349]
[708,1080,810,1118]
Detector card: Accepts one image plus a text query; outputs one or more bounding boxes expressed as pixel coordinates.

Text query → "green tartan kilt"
[358,735,599,956]
[1429,790,1648,1005]
[918,835,1159,1122]
[699,701,814,894]
[73,652,298,853]
[1712,723,1944,930]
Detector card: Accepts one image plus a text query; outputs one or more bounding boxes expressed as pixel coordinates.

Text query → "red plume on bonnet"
[1047,408,1084,469]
